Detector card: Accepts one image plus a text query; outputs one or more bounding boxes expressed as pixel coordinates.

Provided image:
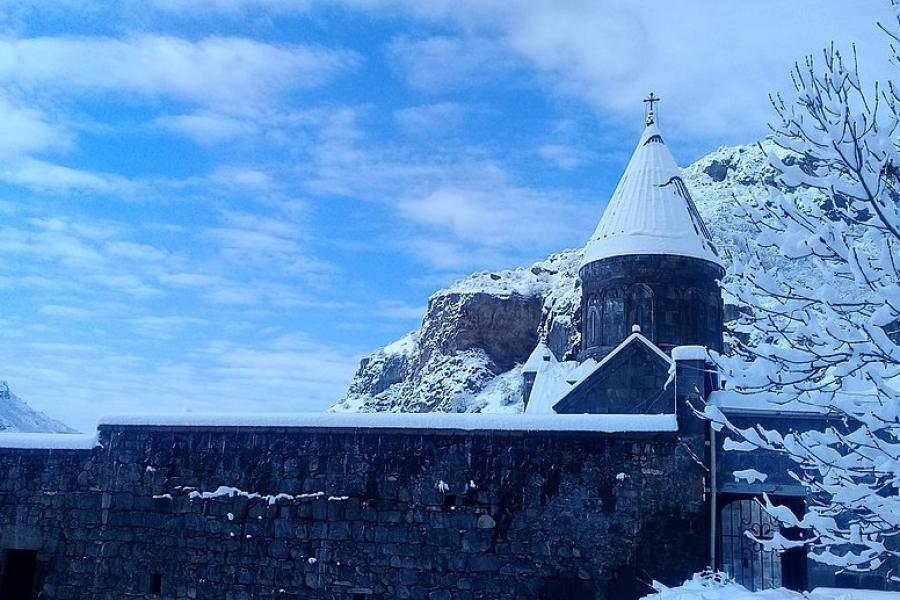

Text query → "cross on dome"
[643,92,660,126]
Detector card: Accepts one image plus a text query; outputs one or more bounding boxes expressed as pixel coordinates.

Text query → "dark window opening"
[150,573,162,595]
[442,494,457,511]
[628,284,654,339]
[0,549,38,600]
[585,295,601,346]
[353,594,368,600]
[601,288,625,347]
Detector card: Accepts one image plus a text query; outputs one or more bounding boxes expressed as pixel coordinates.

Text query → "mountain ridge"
[0,381,77,433]
[332,140,780,414]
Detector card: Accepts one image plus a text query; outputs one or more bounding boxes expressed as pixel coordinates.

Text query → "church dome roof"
[581,122,723,269]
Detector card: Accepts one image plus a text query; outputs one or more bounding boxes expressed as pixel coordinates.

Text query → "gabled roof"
[524,332,672,415]
[562,331,672,393]
[522,342,555,374]
[582,123,722,268]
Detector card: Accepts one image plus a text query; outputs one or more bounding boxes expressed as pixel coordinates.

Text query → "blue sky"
[0,1,892,431]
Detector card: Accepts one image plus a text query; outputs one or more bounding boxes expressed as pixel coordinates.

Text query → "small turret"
[522,342,554,409]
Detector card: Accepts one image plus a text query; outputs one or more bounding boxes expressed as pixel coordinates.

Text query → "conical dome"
[581,123,722,268]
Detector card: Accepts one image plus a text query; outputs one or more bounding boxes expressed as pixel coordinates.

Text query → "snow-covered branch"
[712,5,900,576]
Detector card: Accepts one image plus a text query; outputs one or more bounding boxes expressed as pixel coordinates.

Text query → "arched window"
[628,285,654,338]
[586,295,601,346]
[601,288,625,346]
[720,499,782,591]
[707,292,720,333]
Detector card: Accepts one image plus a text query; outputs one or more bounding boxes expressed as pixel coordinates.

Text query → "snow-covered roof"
[582,123,723,268]
[707,390,830,415]
[526,332,672,414]
[522,342,555,373]
[525,360,580,414]
[559,331,672,400]
[97,412,677,433]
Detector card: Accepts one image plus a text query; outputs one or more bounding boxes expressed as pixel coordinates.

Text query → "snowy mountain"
[331,141,784,414]
[0,381,76,433]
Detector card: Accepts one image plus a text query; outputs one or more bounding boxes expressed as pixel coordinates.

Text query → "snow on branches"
[712,4,900,577]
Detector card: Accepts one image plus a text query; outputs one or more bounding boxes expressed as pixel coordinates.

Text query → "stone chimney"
[671,346,717,434]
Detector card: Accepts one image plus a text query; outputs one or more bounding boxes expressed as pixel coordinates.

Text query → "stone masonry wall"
[0,426,708,600]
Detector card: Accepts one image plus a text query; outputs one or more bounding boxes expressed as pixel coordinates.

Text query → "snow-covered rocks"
[333,250,582,414]
[0,381,75,434]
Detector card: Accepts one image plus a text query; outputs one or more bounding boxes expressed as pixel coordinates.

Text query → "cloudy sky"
[0,1,893,430]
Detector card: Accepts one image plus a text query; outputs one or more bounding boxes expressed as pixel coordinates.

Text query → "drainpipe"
[709,425,717,570]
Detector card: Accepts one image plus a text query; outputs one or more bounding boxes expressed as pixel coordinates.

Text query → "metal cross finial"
[643,92,660,125]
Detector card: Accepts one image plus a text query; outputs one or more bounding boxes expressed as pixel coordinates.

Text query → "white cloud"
[393,102,469,135]
[209,166,273,189]
[537,143,595,170]
[151,0,312,15]
[0,35,358,110]
[387,35,522,92]
[0,94,71,157]
[302,107,594,270]
[380,1,892,142]
[0,158,136,195]
[154,112,262,145]
[396,182,589,253]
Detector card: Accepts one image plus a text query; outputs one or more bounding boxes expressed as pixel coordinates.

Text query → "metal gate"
[720,498,782,590]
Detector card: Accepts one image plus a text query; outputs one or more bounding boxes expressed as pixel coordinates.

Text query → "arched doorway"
[719,498,782,591]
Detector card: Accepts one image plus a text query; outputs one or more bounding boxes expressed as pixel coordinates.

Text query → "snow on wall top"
[671,346,709,361]
[97,412,678,433]
[582,123,723,268]
[0,432,98,450]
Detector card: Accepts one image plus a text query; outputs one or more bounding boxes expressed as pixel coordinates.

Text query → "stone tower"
[579,102,725,360]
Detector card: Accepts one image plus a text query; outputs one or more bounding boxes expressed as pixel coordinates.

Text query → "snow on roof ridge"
[522,341,555,373]
[582,122,723,268]
[96,412,678,433]
[551,332,672,410]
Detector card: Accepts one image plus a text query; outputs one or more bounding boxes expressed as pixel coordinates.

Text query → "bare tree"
[707,6,900,577]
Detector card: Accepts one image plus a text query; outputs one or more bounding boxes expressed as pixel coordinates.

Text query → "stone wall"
[0,425,708,600]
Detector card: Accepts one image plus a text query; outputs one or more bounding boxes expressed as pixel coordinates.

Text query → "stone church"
[0,103,894,599]
[522,106,724,418]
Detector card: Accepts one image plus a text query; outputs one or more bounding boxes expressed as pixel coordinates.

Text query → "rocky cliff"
[332,141,779,414]
[0,381,76,433]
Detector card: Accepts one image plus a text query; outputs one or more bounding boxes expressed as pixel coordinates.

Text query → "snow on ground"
[640,572,898,600]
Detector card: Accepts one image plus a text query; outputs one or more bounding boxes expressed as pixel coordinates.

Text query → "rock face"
[332,142,782,414]
[335,251,583,414]
[0,381,75,433]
